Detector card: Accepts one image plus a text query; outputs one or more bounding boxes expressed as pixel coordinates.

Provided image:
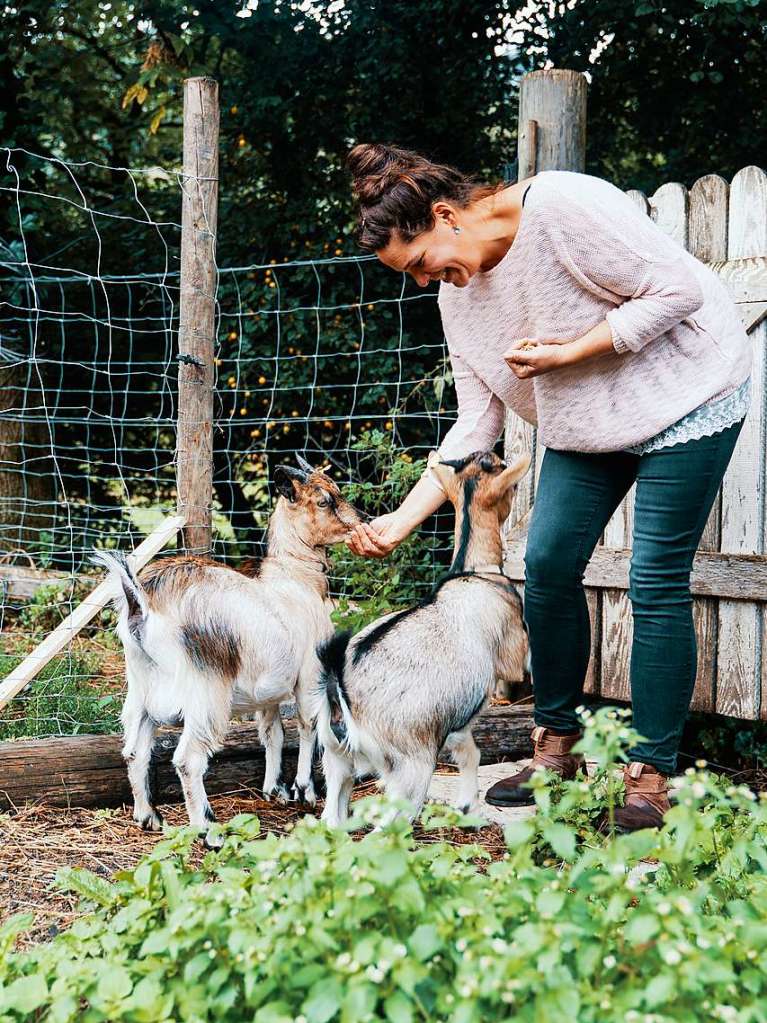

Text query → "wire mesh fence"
[0,147,457,740]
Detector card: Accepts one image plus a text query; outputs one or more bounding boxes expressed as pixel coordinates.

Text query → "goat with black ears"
[314,449,530,826]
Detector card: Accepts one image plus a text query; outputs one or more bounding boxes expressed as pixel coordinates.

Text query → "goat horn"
[295,453,314,475]
[276,464,309,483]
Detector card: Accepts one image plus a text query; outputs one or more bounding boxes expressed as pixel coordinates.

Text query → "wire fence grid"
[0,148,458,739]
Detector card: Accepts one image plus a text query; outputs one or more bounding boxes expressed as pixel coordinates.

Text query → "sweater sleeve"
[419,349,506,496]
[544,189,705,355]
[438,349,506,459]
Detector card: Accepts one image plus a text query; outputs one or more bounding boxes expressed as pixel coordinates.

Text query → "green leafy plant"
[2,709,767,1022]
[330,429,447,631]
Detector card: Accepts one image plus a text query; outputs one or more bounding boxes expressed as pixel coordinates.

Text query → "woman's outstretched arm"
[347,350,508,558]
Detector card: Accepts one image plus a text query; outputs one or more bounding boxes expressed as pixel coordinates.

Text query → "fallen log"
[0,703,534,811]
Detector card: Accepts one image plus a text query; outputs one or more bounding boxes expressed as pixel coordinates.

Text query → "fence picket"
[716,167,767,717]
[649,182,688,247]
[688,174,730,712]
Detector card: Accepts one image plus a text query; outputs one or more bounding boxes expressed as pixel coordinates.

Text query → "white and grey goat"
[94,457,360,846]
[315,449,530,826]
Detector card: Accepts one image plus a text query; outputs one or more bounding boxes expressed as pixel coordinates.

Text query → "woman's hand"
[346,513,409,559]
[503,337,579,379]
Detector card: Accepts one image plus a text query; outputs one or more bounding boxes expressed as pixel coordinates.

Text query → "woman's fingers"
[346,522,392,558]
[504,350,534,366]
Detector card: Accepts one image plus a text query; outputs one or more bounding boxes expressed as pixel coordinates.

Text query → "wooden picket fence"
[504,165,767,720]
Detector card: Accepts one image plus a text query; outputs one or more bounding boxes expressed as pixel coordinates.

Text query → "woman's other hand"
[503,337,577,379]
[346,513,407,558]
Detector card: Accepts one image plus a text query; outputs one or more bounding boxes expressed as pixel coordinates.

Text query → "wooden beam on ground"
[0,704,535,811]
[0,514,186,712]
[0,564,69,601]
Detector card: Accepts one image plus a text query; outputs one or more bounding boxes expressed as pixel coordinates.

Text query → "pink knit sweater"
[432,170,752,464]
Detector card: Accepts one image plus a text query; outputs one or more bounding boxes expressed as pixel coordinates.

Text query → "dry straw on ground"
[0,777,506,951]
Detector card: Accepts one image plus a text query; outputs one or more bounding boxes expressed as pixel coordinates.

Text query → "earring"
[453,226,461,234]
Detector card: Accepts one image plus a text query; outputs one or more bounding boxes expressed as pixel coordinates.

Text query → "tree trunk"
[0,357,56,558]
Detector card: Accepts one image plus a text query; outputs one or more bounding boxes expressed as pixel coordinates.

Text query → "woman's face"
[376,204,479,289]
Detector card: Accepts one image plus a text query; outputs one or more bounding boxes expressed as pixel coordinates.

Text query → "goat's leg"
[172,727,221,847]
[381,756,434,822]
[121,691,162,832]
[320,748,354,827]
[172,672,231,848]
[291,719,317,806]
[443,728,481,814]
[257,706,289,802]
[291,676,318,806]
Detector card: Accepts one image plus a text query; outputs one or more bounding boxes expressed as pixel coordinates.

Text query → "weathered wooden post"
[177,77,219,555]
[502,68,588,695]
[506,67,588,506]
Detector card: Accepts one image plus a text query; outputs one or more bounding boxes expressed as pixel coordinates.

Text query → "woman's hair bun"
[346,143,419,205]
[345,142,502,253]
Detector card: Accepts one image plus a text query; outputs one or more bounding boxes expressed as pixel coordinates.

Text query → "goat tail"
[90,550,148,638]
[315,630,359,753]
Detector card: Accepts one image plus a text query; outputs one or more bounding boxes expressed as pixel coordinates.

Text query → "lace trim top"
[621,375,751,454]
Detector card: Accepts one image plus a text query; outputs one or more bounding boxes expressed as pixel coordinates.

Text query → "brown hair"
[346,143,505,253]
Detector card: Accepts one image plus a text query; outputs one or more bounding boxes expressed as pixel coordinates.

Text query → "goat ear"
[274,465,303,502]
[295,453,314,476]
[481,453,532,505]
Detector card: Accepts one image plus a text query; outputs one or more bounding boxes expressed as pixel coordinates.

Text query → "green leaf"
[377,849,408,884]
[96,965,133,1002]
[536,888,566,917]
[343,983,378,1020]
[384,990,414,1023]
[55,866,114,907]
[2,974,49,1013]
[624,913,659,944]
[408,923,441,961]
[644,972,675,1008]
[303,978,342,1023]
[0,913,33,959]
[541,822,577,861]
[503,818,535,848]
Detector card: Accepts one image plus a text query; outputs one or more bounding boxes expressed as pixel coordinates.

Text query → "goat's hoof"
[136,811,163,832]
[202,831,224,851]
[455,803,483,830]
[265,782,290,804]
[290,782,317,807]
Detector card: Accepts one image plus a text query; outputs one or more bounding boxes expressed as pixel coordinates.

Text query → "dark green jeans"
[523,419,744,774]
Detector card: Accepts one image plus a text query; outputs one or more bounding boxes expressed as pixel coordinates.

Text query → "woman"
[344,143,751,831]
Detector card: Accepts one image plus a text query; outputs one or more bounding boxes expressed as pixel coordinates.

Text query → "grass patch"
[0,645,122,741]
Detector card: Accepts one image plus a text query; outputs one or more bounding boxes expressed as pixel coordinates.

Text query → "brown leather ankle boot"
[485,726,583,807]
[612,762,671,832]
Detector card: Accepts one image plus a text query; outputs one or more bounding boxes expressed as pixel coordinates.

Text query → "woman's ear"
[432,200,458,229]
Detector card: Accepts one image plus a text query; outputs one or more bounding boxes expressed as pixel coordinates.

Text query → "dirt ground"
[0,776,510,951]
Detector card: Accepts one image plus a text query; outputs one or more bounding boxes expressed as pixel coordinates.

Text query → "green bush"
[330,429,447,631]
[2,708,767,1022]
[0,649,121,741]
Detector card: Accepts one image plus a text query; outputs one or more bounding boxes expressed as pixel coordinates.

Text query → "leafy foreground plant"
[2,710,767,1023]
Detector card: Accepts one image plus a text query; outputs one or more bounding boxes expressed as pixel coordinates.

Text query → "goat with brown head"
[95,456,361,847]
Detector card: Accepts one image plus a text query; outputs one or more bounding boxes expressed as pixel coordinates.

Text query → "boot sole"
[484,793,536,808]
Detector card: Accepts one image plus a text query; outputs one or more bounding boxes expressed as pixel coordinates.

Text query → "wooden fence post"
[501,69,588,698]
[177,77,220,555]
[506,68,588,511]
